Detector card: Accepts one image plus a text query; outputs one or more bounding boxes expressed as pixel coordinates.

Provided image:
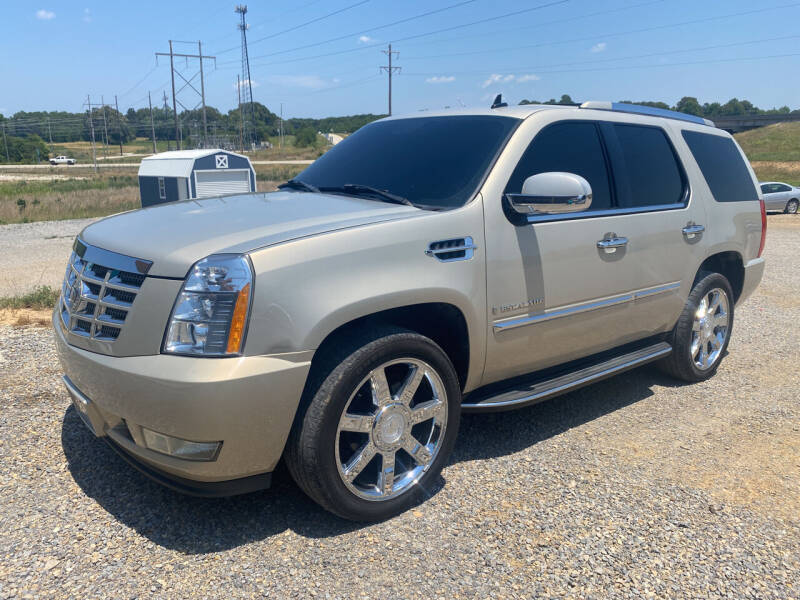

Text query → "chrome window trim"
[520,202,687,225]
[74,238,152,275]
[493,282,680,332]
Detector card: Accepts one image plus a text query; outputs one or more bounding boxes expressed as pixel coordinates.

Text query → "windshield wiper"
[278,179,319,193]
[319,183,415,208]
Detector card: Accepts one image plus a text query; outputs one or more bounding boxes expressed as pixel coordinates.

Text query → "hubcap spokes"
[691,288,729,370]
[335,359,447,501]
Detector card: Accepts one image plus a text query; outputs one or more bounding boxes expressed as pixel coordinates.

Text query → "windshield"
[294,115,518,210]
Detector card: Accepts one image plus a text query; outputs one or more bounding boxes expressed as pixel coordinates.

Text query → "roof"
[138,148,250,178]
[384,104,560,121]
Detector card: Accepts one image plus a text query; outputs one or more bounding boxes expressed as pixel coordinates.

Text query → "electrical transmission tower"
[155,41,216,150]
[380,44,401,116]
[236,5,256,149]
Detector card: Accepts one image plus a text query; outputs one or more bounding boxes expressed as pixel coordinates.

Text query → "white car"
[759,181,799,214]
[50,155,76,166]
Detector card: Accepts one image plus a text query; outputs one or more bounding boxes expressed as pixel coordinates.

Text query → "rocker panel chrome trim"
[492,282,681,332]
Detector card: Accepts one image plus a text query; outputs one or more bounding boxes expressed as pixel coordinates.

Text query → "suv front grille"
[60,249,146,342]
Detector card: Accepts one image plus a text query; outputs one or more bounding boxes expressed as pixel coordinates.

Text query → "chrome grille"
[60,247,147,342]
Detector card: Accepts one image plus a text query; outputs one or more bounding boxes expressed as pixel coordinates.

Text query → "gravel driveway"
[1,217,798,598]
[0,219,96,296]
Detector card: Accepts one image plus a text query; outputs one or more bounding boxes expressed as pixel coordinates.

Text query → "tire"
[285,327,461,521]
[658,271,734,382]
[786,199,799,214]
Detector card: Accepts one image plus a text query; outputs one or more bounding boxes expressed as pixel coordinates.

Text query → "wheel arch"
[695,251,744,302]
[310,302,472,391]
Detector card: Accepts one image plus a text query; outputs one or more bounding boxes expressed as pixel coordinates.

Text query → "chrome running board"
[462,342,672,412]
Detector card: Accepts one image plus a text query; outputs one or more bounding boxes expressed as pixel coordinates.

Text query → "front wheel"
[786,199,798,214]
[285,328,461,521]
[659,272,734,382]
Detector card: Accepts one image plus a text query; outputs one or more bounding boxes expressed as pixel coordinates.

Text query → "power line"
[219,0,483,65]
[214,0,371,56]
[403,34,800,75]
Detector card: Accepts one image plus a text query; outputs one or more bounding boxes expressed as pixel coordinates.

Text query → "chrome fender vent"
[425,237,476,262]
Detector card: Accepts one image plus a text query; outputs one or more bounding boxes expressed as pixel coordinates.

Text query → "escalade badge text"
[493,298,544,314]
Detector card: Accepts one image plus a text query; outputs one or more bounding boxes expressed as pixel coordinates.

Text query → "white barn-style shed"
[137,149,257,207]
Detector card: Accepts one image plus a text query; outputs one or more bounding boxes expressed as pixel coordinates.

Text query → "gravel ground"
[0,219,96,296]
[1,216,798,599]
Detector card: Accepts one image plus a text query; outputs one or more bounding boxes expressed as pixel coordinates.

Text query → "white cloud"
[82,8,91,22]
[267,74,330,89]
[36,9,55,20]
[481,73,539,88]
[233,78,259,90]
[426,76,455,84]
[590,42,607,53]
[358,35,375,44]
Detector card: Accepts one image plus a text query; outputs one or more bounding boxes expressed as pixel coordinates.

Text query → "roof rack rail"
[579,101,715,127]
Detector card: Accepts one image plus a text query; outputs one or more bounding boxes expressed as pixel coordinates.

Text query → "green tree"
[295,127,318,147]
[674,97,704,116]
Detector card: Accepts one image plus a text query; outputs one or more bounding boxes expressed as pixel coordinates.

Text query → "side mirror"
[505,172,593,216]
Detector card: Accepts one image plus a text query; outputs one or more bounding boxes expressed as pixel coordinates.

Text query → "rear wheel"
[285,328,461,521]
[786,199,798,214]
[659,272,734,382]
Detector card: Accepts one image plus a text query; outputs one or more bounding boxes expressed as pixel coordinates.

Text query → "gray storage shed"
[138,149,257,207]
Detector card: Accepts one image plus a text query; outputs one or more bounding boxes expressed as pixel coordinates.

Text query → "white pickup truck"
[50,155,76,165]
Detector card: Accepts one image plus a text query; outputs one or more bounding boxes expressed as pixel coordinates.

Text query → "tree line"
[519,94,799,117]
[1,95,797,163]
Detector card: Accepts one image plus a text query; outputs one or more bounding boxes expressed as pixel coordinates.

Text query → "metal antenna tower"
[236,5,256,148]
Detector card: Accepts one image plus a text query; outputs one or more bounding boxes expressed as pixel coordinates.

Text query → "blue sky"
[2,0,799,118]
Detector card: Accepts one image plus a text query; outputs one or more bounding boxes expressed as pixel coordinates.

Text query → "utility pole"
[100,95,109,158]
[162,91,170,151]
[86,95,98,173]
[380,44,401,116]
[46,118,53,145]
[156,40,216,151]
[148,91,157,153]
[279,102,283,149]
[114,95,123,156]
[2,122,9,163]
[198,40,208,147]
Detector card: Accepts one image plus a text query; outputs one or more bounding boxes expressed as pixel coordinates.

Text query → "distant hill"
[734,122,800,162]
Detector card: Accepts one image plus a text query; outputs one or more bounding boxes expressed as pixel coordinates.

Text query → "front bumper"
[738,257,765,305]
[54,313,311,490]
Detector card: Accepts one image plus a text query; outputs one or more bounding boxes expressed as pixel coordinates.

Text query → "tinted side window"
[605,124,684,208]
[681,130,758,202]
[505,122,612,210]
[777,184,792,192]
[760,184,771,193]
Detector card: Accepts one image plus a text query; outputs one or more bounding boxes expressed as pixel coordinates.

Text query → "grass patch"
[0,185,139,223]
[0,175,137,199]
[735,123,800,162]
[750,161,800,186]
[254,164,305,184]
[0,285,60,310]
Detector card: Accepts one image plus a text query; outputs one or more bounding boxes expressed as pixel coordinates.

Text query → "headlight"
[163,254,253,356]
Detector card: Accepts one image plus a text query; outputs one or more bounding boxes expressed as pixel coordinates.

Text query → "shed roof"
[138,149,250,178]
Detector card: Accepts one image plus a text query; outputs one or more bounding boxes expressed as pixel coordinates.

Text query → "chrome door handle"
[596,236,628,254]
[682,224,705,239]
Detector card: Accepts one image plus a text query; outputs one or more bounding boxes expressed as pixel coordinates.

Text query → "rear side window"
[505,121,612,210]
[603,123,685,208]
[681,130,758,202]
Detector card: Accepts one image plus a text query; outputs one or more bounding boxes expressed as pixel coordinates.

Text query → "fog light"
[141,428,221,461]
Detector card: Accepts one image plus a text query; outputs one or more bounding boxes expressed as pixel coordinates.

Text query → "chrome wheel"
[335,358,448,501]
[691,287,730,370]
[787,199,798,214]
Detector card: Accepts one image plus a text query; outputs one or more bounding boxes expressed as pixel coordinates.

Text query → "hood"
[80,191,422,277]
